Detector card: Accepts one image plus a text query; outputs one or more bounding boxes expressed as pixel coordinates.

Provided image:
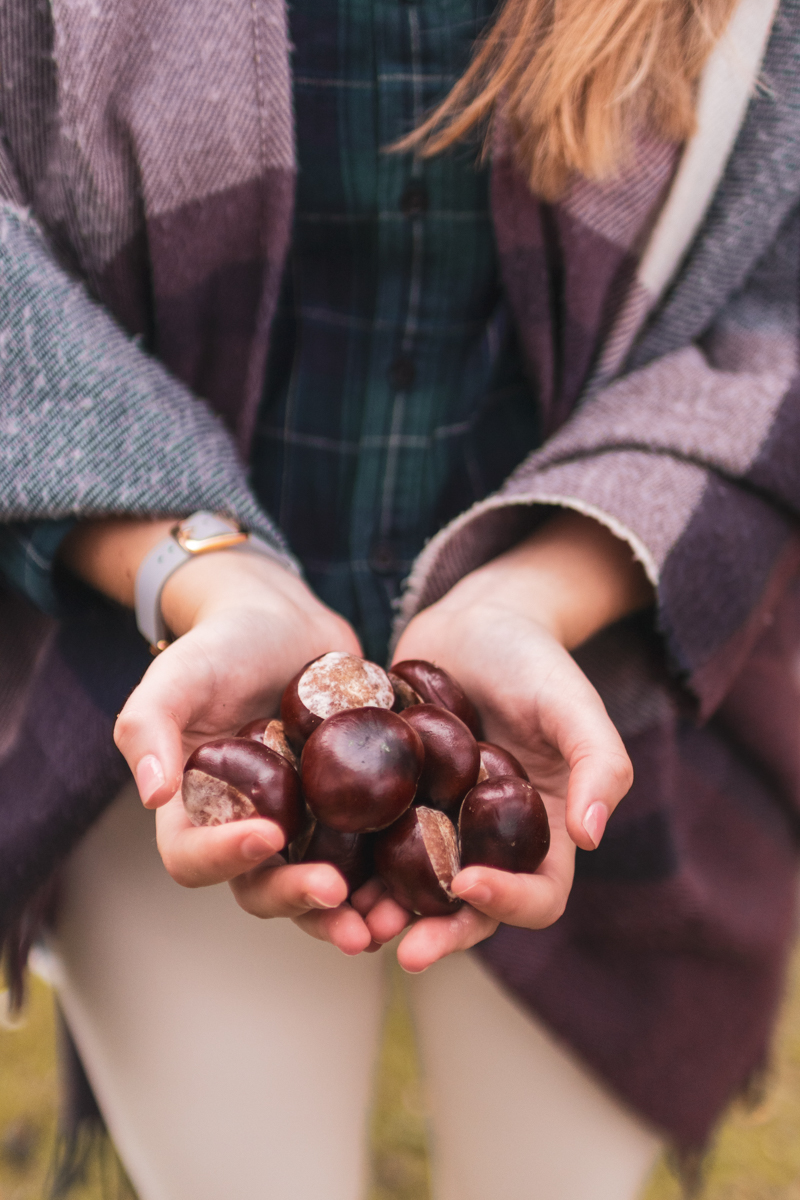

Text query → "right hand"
[110,545,375,955]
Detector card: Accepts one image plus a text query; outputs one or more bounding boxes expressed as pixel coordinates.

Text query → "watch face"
[174,514,248,556]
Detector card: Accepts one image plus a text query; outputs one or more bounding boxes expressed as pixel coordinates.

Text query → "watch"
[134,511,282,652]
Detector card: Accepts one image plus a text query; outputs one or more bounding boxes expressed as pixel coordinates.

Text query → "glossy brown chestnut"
[374,806,462,917]
[281,651,395,753]
[388,671,422,712]
[389,659,481,738]
[237,717,299,768]
[477,741,529,783]
[400,704,480,816]
[459,777,549,874]
[301,707,424,833]
[294,823,373,895]
[182,737,303,842]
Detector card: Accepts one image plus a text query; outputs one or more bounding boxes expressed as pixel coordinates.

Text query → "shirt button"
[401,181,428,217]
[370,542,398,574]
[389,355,415,390]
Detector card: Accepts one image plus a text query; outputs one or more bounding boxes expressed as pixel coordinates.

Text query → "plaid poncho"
[0,0,798,1156]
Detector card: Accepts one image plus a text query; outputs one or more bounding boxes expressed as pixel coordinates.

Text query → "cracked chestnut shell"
[459,777,549,874]
[400,704,480,816]
[388,672,422,712]
[477,741,529,783]
[237,717,299,769]
[301,707,424,833]
[293,823,373,895]
[281,652,395,753]
[374,806,462,917]
[182,737,303,841]
[389,659,481,738]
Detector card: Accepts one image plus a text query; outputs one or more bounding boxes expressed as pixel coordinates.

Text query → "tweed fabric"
[0,0,799,1159]
[401,133,800,716]
[0,0,298,989]
[401,1,800,705]
[0,207,294,548]
[0,0,295,449]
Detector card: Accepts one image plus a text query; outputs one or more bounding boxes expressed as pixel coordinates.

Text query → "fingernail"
[242,833,276,862]
[452,880,491,905]
[135,755,165,805]
[304,892,338,909]
[583,802,608,849]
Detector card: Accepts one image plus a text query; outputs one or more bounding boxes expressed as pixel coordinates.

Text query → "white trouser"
[48,785,661,1200]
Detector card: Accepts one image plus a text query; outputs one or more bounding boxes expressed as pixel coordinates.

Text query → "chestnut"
[388,672,422,712]
[301,707,424,833]
[374,806,462,917]
[237,717,299,769]
[400,704,480,816]
[389,659,481,738]
[459,777,549,874]
[281,652,394,752]
[182,737,303,842]
[293,823,373,895]
[477,741,529,783]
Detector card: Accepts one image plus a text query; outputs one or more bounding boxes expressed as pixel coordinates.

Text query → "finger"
[230,860,349,919]
[115,636,217,807]
[396,906,498,974]
[156,796,284,886]
[562,738,632,850]
[531,666,633,852]
[365,893,414,944]
[450,863,570,929]
[293,906,374,956]
[349,878,386,916]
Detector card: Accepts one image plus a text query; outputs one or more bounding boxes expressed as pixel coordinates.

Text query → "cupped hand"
[363,553,635,972]
[114,550,374,955]
[153,791,375,955]
[115,551,360,804]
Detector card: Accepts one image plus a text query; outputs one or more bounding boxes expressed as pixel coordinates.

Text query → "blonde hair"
[398,0,738,200]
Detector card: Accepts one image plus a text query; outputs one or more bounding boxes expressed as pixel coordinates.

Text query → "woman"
[1,0,798,1196]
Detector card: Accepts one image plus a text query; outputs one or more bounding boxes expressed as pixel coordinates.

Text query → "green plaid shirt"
[251,0,539,660]
[1,0,540,662]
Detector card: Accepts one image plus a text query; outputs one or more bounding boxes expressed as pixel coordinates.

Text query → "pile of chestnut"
[182,653,550,916]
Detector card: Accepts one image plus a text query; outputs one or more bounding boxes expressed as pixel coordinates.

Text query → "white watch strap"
[134,511,281,650]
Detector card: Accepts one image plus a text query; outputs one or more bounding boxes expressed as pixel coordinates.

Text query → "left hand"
[362,511,651,971]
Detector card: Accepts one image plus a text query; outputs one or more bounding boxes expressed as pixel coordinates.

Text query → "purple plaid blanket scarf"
[2,0,800,1155]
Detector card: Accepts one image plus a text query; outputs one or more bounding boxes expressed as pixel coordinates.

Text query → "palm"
[117,595,362,784]
[396,600,591,804]
[360,598,629,971]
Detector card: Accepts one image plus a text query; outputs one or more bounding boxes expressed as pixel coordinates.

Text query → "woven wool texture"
[2,0,800,1156]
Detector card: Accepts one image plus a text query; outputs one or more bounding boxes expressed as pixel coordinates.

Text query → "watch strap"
[136,534,191,648]
[135,512,281,650]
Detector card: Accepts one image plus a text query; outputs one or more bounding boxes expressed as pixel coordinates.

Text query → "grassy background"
[3,948,800,1200]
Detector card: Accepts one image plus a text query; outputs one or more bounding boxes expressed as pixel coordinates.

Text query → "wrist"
[160,549,305,637]
[431,510,653,651]
[60,514,306,646]
[431,560,566,642]
[60,517,177,607]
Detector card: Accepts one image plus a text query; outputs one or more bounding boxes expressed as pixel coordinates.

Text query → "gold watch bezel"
[172,520,248,556]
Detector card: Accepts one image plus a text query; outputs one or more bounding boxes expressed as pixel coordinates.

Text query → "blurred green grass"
[4,948,800,1200]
